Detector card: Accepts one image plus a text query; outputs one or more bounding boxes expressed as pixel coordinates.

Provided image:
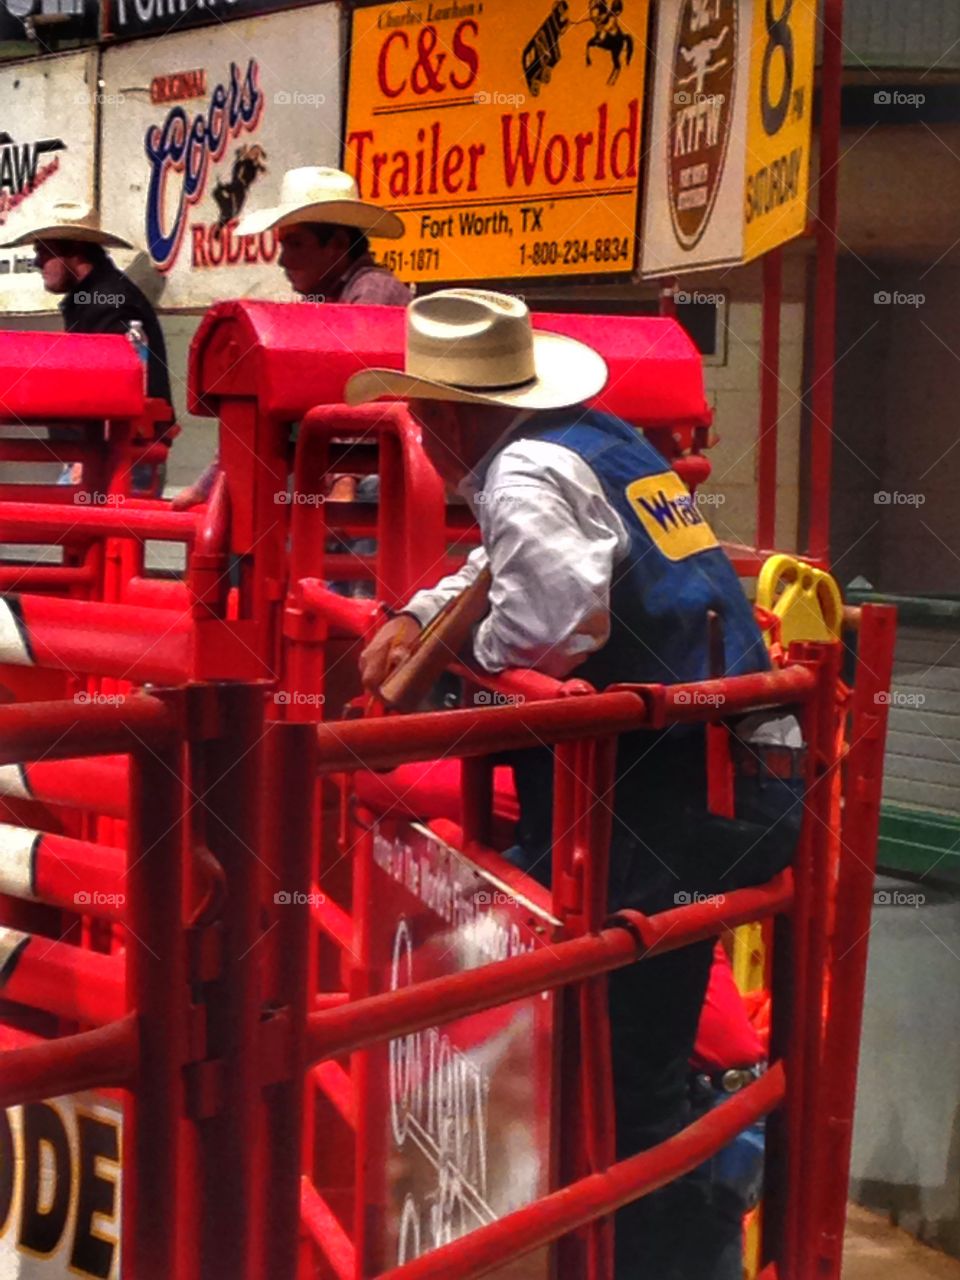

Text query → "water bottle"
[127,320,149,391]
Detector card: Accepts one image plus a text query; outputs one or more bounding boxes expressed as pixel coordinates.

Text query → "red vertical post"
[807,0,843,562]
[763,645,825,1278]
[757,248,783,552]
[793,641,844,1278]
[194,682,266,1280]
[577,737,617,1280]
[125,708,190,1280]
[553,736,617,1280]
[258,720,317,1280]
[809,605,896,1278]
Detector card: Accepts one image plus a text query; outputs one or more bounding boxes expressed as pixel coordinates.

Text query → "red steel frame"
[1,644,891,1280]
[0,10,885,1268]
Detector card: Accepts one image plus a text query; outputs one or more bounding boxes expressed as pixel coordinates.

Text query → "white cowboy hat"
[345,290,608,411]
[0,201,135,250]
[235,166,404,239]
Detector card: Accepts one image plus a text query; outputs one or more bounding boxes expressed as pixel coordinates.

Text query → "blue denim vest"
[514,410,770,689]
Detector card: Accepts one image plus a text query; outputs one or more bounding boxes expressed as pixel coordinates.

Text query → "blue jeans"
[504,731,804,1279]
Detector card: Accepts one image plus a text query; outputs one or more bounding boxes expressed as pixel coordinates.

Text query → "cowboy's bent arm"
[403,546,489,627]
[471,459,624,679]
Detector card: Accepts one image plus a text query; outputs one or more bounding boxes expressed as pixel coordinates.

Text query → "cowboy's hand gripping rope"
[378,567,492,712]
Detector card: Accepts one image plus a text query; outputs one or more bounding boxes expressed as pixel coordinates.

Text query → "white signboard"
[641,0,746,275]
[0,52,98,314]
[100,5,342,309]
[0,1093,123,1280]
[641,0,816,276]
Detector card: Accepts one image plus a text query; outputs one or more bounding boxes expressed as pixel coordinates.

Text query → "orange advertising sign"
[344,0,650,283]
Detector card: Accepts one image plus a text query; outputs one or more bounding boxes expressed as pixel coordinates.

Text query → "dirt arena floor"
[845,1205,960,1278]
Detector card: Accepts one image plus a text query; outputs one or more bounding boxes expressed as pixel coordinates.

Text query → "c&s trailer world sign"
[344,0,650,284]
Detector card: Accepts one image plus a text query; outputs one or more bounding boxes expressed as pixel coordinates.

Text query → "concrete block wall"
[831,259,960,595]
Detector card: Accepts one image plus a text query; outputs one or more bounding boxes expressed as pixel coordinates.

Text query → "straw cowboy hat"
[235,166,404,239]
[345,290,608,411]
[0,201,135,250]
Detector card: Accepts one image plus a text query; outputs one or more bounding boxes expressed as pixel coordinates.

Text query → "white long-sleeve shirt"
[403,436,630,679]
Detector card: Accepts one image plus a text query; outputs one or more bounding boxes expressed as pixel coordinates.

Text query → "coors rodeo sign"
[345,0,650,284]
[99,6,341,309]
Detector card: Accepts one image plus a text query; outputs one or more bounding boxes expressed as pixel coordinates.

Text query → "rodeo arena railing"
[0,277,895,1280]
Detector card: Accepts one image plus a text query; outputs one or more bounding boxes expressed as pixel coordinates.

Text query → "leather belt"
[692,1066,763,1097]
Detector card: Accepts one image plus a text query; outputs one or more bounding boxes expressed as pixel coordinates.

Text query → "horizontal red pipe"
[36,831,126,918]
[0,440,101,463]
[0,500,196,544]
[314,992,350,1011]
[2,932,125,1023]
[381,1065,785,1280]
[315,668,814,773]
[123,576,190,610]
[0,565,96,591]
[295,579,382,637]
[315,691,650,774]
[6,594,191,682]
[0,695,178,765]
[0,756,129,816]
[657,667,816,724]
[0,821,125,917]
[452,661,594,703]
[0,1014,138,1108]
[0,485,77,507]
[306,875,791,1064]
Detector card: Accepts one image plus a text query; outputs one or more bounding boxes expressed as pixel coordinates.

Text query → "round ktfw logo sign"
[667,0,737,249]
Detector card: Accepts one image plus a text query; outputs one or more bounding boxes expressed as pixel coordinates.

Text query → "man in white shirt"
[352,290,804,1279]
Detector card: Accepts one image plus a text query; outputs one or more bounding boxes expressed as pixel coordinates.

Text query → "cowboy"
[352,290,805,1279]
[172,166,410,509]
[0,202,173,492]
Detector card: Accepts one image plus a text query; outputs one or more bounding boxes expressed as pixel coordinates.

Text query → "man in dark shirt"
[2,203,173,491]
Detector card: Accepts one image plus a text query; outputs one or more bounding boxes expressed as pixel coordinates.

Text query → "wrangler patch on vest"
[625,472,719,561]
